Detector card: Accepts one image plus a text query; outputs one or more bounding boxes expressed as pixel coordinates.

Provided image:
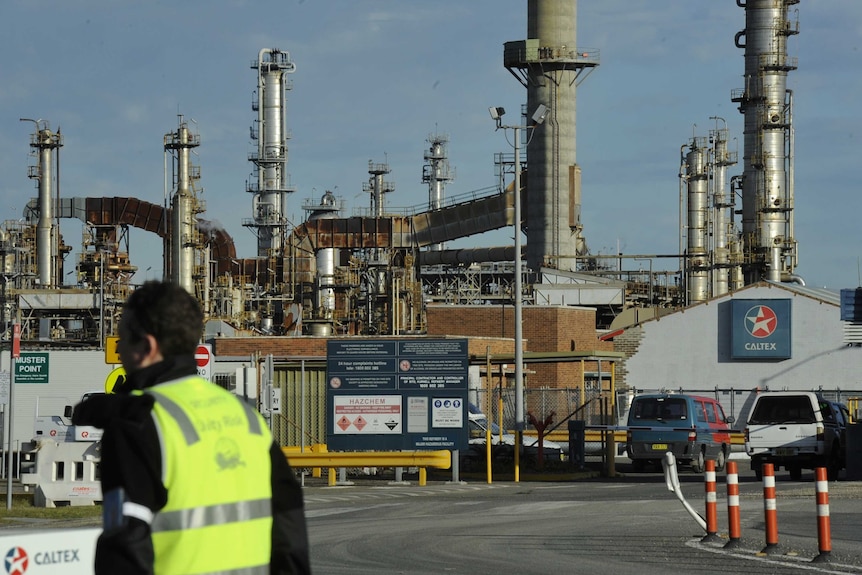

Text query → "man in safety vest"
[73,281,311,574]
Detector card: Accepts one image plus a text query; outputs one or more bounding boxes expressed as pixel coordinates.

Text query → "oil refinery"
[0,0,806,345]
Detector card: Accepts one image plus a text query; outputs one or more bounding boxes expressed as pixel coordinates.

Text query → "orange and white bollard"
[760,462,780,554]
[812,467,832,563]
[724,460,742,549]
[701,459,721,543]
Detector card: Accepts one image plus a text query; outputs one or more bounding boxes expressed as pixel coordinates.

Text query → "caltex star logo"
[4,547,28,575]
[744,305,778,338]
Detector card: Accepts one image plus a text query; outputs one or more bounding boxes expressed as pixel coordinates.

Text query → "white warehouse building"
[612,282,862,426]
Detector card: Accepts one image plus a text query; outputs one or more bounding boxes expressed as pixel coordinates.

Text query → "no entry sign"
[196,344,212,380]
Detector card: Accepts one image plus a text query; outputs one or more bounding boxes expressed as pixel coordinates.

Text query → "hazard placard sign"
[196,344,213,381]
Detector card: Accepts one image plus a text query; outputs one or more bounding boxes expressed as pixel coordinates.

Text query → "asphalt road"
[304,463,862,575]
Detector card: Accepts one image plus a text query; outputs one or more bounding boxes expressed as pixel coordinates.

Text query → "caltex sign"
[730,299,791,359]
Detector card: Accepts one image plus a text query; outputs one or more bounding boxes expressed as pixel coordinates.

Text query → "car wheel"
[789,465,802,481]
[690,450,705,474]
[715,448,726,472]
[753,460,763,481]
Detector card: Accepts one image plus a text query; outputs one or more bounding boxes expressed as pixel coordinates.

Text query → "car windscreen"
[749,396,816,424]
[630,397,688,421]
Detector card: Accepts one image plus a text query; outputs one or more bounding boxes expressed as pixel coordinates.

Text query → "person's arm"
[76,394,166,575]
[270,442,312,575]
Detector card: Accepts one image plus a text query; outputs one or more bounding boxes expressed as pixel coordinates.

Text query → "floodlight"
[489,106,505,120]
[531,104,549,126]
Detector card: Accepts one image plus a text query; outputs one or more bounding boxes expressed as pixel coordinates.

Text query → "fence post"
[723,460,742,549]
[760,462,780,555]
[812,467,832,563]
[701,459,721,542]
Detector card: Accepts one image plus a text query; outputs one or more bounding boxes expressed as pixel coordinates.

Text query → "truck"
[745,391,850,480]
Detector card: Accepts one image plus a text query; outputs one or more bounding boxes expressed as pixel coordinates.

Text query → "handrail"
[283,449,451,486]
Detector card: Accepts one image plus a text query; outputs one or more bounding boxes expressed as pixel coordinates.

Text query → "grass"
[0,494,102,521]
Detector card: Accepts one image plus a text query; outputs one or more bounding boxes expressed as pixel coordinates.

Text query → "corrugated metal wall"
[271,363,327,448]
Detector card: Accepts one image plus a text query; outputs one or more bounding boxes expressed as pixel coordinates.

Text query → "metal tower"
[733,0,800,283]
[244,48,296,258]
[422,133,455,251]
[504,0,598,272]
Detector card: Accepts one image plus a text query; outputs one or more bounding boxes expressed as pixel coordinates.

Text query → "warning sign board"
[332,395,401,434]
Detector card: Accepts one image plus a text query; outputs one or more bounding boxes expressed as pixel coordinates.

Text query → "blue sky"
[1,1,860,290]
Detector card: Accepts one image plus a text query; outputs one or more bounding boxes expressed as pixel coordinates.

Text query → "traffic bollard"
[701,459,721,543]
[724,460,742,549]
[812,467,832,563]
[760,462,780,555]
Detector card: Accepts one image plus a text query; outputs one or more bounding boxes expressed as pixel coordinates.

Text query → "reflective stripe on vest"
[152,497,271,533]
[148,388,264,446]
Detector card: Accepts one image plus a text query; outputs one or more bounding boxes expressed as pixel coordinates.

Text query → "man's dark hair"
[121,281,203,356]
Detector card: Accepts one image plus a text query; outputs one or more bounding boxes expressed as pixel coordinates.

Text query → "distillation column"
[733,0,799,283]
[245,48,296,257]
[25,122,63,288]
[683,139,710,303]
[504,0,598,271]
[164,116,201,294]
[422,134,455,251]
[710,119,738,296]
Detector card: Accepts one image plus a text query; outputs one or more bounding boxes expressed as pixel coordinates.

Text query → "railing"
[283,448,451,487]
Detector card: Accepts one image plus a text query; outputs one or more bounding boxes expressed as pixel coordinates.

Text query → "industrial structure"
[0,0,805,352]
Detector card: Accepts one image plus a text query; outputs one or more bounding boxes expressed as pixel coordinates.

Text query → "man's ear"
[136,333,163,368]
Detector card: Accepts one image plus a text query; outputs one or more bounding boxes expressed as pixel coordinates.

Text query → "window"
[703,401,718,423]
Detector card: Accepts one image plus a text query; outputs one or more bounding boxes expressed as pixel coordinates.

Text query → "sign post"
[6,322,19,510]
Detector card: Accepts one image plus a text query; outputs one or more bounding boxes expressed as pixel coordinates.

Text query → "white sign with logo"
[0,527,100,575]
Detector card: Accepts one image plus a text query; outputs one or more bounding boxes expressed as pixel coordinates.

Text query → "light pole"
[489,104,548,454]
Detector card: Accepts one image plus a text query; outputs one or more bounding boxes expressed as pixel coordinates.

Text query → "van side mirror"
[64,405,73,419]
[725,415,735,424]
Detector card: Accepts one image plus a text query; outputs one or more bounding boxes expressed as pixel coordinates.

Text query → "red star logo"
[745,305,778,338]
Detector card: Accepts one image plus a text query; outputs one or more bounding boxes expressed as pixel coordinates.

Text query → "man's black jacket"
[73,356,311,574]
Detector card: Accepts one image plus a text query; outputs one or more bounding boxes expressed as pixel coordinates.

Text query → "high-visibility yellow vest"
[146,376,273,575]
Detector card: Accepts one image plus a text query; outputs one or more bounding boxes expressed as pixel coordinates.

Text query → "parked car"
[745,391,850,480]
[465,411,564,464]
[625,393,733,473]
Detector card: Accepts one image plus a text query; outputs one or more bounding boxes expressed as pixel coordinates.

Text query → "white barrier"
[0,527,99,574]
[21,440,102,507]
[662,451,706,531]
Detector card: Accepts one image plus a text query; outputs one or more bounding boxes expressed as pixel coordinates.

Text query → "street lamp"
[489,104,548,450]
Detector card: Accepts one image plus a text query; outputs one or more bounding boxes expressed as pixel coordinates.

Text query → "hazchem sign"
[14,353,49,384]
[326,339,468,451]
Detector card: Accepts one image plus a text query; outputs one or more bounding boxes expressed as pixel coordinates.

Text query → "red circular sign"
[49,429,57,437]
[195,345,210,368]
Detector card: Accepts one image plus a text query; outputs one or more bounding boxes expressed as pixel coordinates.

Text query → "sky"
[1,0,861,290]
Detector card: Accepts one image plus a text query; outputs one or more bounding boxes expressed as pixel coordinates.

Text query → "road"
[304,463,862,575]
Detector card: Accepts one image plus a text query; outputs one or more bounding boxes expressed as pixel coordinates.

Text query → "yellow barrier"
[541,429,746,445]
[283,449,451,487]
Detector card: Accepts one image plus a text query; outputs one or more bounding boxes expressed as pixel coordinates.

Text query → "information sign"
[326,338,469,451]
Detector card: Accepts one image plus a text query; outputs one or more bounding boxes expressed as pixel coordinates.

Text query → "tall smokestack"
[504,0,598,272]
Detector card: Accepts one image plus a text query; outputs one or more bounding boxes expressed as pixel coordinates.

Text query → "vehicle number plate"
[651,443,668,451]
[774,448,795,456]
